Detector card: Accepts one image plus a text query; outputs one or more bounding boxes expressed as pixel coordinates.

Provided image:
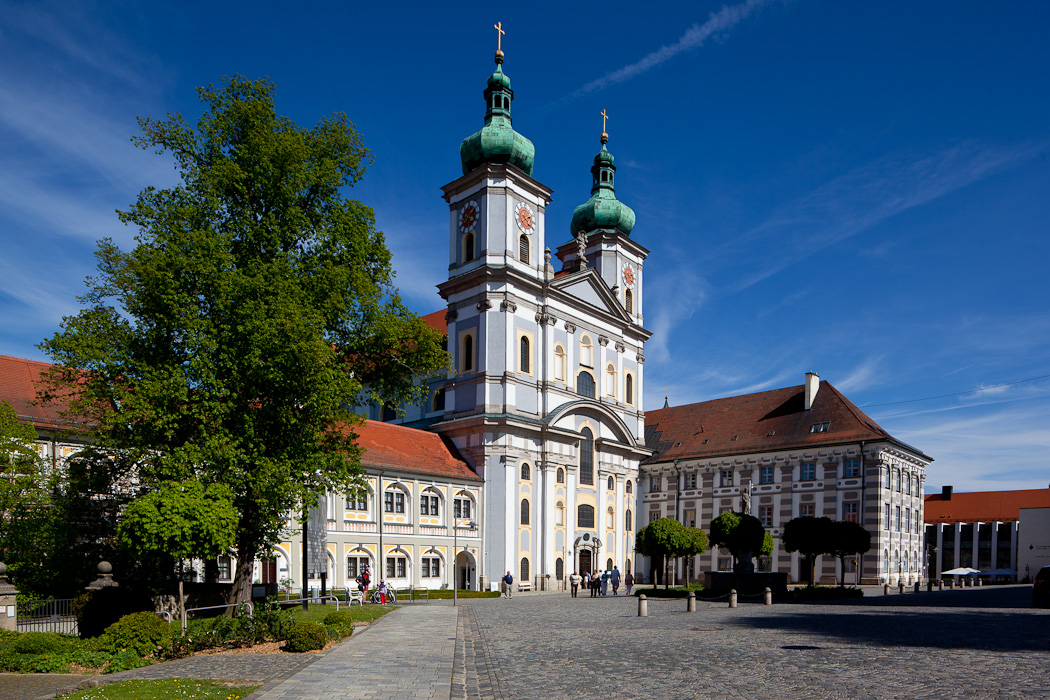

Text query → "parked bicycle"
[370,586,396,604]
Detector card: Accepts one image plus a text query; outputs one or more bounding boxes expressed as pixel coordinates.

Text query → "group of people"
[354,565,389,604]
[568,567,634,598]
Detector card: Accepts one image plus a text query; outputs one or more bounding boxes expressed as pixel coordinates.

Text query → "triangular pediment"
[550,268,630,322]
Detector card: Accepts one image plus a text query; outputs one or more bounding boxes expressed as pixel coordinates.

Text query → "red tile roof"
[644,380,929,462]
[924,488,1050,524]
[0,354,78,431]
[352,419,481,482]
[420,310,447,335]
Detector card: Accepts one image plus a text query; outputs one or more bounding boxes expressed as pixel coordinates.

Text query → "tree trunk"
[231,540,255,606]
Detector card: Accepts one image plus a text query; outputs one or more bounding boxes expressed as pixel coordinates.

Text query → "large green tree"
[40,76,447,604]
[709,512,773,574]
[635,517,704,588]
[782,516,835,586]
[828,520,872,586]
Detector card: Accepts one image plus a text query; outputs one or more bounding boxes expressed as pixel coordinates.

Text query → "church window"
[519,335,530,373]
[520,557,530,582]
[606,558,613,571]
[625,373,634,405]
[554,344,566,382]
[578,504,595,529]
[579,428,594,485]
[580,335,593,366]
[626,480,633,494]
[460,332,474,373]
[577,371,595,398]
[556,558,564,580]
[454,493,472,519]
[625,509,632,530]
[520,498,530,525]
[605,363,616,398]
[556,467,564,483]
[608,475,614,490]
[464,232,474,262]
[521,462,531,481]
[519,234,530,264]
[432,388,445,412]
[625,289,633,314]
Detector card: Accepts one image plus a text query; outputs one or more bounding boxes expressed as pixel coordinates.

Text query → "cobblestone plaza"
[6,587,1045,700]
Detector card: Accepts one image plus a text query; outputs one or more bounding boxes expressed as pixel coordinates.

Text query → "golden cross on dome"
[494,21,505,52]
[601,109,609,135]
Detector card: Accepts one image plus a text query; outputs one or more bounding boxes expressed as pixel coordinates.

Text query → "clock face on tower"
[459,200,479,233]
[622,264,635,288]
[514,201,535,234]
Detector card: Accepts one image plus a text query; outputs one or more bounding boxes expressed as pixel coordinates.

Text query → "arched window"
[625,288,633,314]
[625,373,634,405]
[578,504,595,528]
[606,558,613,571]
[519,234,530,264]
[579,428,594,485]
[626,480,633,494]
[883,549,889,573]
[462,334,474,372]
[520,498,530,525]
[420,487,441,517]
[521,462,531,480]
[577,371,595,398]
[464,232,474,262]
[556,501,564,526]
[580,334,593,367]
[554,344,566,382]
[607,475,614,490]
[556,557,564,580]
[626,508,633,530]
[606,363,617,398]
[520,336,530,373]
[520,557,530,582]
[556,467,564,483]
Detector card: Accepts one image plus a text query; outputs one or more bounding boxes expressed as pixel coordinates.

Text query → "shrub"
[8,632,76,655]
[77,587,156,639]
[284,622,328,653]
[322,610,354,638]
[323,625,342,642]
[101,611,170,657]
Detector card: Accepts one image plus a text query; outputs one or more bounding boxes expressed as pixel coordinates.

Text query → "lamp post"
[453,519,477,607]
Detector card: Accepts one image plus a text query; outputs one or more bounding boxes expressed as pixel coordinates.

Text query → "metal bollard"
[927,580,933,592]
[764,587,772,606]
[938,580,944,591]
[898,583,905,595]
[638,594,647,617]
[729,589,738,608]
[914,582,920,594]
[687,592,696,612]
[977,577,983,587]
[883,584,890,596]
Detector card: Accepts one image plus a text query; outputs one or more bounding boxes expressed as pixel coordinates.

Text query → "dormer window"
[810,422,830,433]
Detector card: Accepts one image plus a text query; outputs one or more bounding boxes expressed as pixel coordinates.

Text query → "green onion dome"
[569,132,635,237]
[460,51,535,177]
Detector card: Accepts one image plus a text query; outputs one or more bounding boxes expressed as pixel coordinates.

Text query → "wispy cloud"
[836,355,883,393]
[545,0,777,109]
[713,141,1050,295]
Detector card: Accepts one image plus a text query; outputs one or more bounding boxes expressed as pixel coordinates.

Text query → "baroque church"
[0,29,933,594]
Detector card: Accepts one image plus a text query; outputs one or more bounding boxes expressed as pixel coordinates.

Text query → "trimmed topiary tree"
[285,621,329,652]
[708,512,771,574]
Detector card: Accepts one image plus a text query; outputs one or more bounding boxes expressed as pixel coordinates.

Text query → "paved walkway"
[249,605,461,700]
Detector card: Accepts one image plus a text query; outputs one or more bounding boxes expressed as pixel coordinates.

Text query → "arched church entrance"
[454,550,477,591]
[579,549,591,575]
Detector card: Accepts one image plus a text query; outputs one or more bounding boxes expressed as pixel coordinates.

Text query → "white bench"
[518,582,533,593]
[348,590,363,605]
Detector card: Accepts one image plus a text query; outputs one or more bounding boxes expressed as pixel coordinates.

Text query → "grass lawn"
[64,679,259,700]
[285,602,394,626]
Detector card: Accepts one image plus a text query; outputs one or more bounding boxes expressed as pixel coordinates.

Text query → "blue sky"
[1,1,1048,492]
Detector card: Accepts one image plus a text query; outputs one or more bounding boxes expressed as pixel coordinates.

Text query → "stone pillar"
[85,561,118,591]
[0,563,17,632]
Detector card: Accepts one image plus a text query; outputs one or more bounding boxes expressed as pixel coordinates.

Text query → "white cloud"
[836,355,883,394]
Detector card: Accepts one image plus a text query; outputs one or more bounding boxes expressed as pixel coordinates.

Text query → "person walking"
[590,570,600,598]
[601,570,610,596]
[581,570,590,594]
[611,566,621,595]
[569,570,581,598]
[502,570,514,598]
[625,571,634,595]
